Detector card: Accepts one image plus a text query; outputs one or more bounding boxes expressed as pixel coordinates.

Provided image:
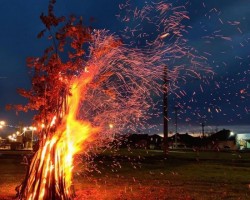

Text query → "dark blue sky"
[0,0,249,134]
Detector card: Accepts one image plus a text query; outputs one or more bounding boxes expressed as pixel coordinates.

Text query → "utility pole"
[201,122,205,138]
[163,65,168,154]
[174,106,178,148]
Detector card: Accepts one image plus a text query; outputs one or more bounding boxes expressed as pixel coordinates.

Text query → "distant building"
[236,133,250,150]
[168,133,203,149]
[120,134,164,149]
[206,129,237,150]
[116,130,250,151]
[127,134,149,149]
[148,134,163,150]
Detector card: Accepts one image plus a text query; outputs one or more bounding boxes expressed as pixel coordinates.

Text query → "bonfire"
[13,1,209,199]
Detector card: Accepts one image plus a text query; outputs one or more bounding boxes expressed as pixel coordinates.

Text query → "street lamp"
[163,65,169,154]
[109,124,114,129]
[174,106,179,148]
[8,134,16,142]
[0,121,6,129]
[29,126,37,149]
[109,123,115,141]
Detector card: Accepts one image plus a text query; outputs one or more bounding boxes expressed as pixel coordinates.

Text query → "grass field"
[0,149,250,199]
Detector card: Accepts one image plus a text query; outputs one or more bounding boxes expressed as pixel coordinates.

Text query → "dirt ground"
[0,150,250,200]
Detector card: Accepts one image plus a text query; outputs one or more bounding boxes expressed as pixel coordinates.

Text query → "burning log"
[16,137,76,199]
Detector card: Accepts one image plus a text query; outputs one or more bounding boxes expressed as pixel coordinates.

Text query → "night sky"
[0,0,249,135]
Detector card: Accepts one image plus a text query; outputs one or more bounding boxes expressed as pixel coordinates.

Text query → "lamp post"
[23,127,27,149]
[174,106,179,148]
[29,126,37,149]
[201,122,205,138]
[23,126,37,149]
[109,123,115,140]
[163,65,168,154]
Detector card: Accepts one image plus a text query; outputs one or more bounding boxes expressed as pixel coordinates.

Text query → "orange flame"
[26,65,100,199]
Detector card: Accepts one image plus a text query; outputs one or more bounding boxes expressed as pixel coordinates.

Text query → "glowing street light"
[8,134,16,142]
[109,124,114,129]
[0,120,6,129]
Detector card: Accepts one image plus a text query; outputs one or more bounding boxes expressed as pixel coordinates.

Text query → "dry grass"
[0,149,250,200]
[0,154,26,200]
